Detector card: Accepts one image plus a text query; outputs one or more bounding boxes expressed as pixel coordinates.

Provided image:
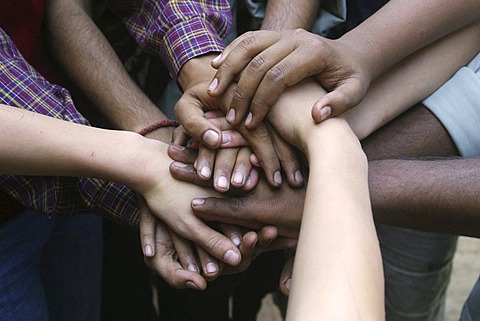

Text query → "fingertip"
[312,103,331,123]
[281,277,292,296]
[211,53,222,65]
[144,244,154,258]
[202,129,221,148]
[191,198,205,207]
[208,78,218,93]
[223,248,241,266]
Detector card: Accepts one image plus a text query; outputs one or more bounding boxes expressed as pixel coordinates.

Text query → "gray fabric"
[244,0,347,36]
[423,53,480,157]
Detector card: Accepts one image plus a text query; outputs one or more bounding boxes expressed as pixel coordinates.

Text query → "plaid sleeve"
[109,0,232,80]
[0,29,139,227]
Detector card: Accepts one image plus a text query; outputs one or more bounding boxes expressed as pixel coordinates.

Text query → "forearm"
[0,105,165,190]
[287,119,383,320]
[46,0,169,138]
[345,21,480,139]
[339,0,480,80]
[270,22,480,141]
[370,157,480,237]
[261,0,319,30]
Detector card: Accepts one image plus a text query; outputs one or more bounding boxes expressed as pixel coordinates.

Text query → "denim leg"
[377,224,458,321]
[461,276,480,321]
[0,209,54,321]
[40,213,103,321]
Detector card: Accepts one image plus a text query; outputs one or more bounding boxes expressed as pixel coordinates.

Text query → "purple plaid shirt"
[0,29,139,227]
[108,0,232,80]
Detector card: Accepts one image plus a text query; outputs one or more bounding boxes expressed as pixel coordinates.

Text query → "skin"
[285,118,384,321]
[0,105,244,275]
[170,22,480,237]
[45,0,282,282]
[208,3,480,127]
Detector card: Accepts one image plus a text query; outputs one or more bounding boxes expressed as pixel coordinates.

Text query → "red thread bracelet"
[138,119,180,136]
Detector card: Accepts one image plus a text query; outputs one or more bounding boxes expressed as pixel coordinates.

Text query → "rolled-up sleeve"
[109,0,232,79]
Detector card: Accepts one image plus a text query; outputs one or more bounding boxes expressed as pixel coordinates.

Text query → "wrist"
[114,133,172,194]
[177,53,218,91]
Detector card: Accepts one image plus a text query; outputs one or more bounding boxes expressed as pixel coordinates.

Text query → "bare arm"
[369,157,480,238]
[210,4,480,125]
[0,104,242,268]
[45,0,171,141]
[286,118,384,321]
[261,0,319,30]
[342,0,480,82]
[184,22,480,233]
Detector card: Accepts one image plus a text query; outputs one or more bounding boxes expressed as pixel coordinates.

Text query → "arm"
[210,9,480,125]
[0,104,242,268]
[45,0,172,142]
[285,118,384,321]
[369,157,480,238]
[182,23,480,233]
[261,0,319,30]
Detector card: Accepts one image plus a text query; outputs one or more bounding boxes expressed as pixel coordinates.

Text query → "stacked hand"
[208,29,371,125]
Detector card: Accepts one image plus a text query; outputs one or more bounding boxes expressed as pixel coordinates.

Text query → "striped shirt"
[0,29,139,227]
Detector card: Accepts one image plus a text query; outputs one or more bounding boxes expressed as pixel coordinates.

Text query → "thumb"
[311,79,366,123]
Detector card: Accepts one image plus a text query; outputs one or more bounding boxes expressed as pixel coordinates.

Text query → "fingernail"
[186,281,199,290]
[232,172,244,185]
[170,144,185,151]
[208,78,218,92]
[212,53,222,62]
[144,245,153,257]
[244,112,253,127]
[273,171,282,185]
[231,234,241,247]
[284,277,292,291]
[226,108,235,123]
[320,106,331,120]
[173,161,188,168]
[224,249,240,265]
[221,132,231,146]
[206,262,218,274]
[217,176,229,190]
[250,154,259,166]
[192,198,205,206]
[202,130,219,147]
[200,166,211,179]
[245,175,253,187]
[294,170,304,185]
[187,263,199,273]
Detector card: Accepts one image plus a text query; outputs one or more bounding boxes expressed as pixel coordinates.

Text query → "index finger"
[208,30,282,98]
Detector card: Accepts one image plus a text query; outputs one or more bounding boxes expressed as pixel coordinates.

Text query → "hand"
[171,122,258,192]
[171,113,304,190]
[209,29,370,125]
[168,161,304,237]
[279,254,295,296]
[138,196,207,290]
[174,81,283,187]
[135,143,243,268]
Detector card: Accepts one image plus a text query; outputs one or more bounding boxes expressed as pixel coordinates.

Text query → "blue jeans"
[0,209,103,321]
[377,225,458,321]
[461,276,480,321]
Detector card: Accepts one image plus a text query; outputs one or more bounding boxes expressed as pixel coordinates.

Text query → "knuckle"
[233,87,248,102]
[248,55,267,73]
[266,64,287,84]
[217,58,234,74]
[239,31,257,49]
[229,198,245,214]
[204,234,225,253]
[251,95,269,111]
[141,232,154,241]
